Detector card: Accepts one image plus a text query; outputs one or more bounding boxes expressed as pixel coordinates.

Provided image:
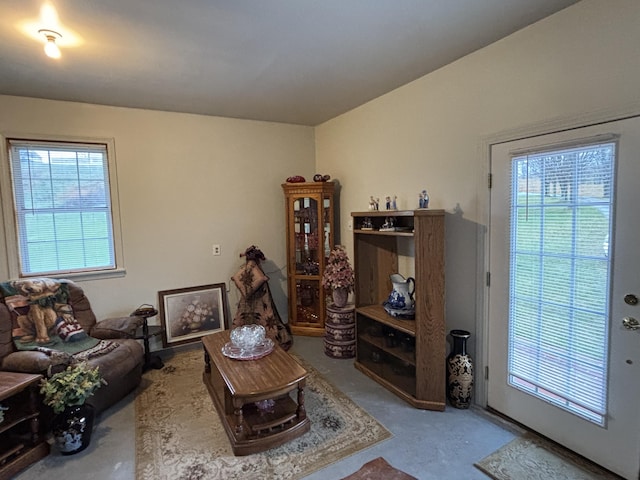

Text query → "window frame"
[0,133,125,280]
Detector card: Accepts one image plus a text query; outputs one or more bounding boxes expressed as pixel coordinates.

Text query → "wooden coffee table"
[202,330,310,455]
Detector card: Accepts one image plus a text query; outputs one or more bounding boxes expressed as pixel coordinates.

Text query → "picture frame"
[159,283,229,347]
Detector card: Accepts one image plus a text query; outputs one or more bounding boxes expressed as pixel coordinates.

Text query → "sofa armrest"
[90,316,144,340]
[1,350,72,373]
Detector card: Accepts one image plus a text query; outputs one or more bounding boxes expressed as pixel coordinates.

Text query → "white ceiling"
[0,1,579,126]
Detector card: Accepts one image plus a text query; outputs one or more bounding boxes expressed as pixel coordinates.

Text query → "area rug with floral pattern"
[475,433,621,480]
[135,348,392,480]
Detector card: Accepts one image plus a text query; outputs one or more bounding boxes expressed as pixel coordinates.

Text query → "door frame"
[475,100,640,408]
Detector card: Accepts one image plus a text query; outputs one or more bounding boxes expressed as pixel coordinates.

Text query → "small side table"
[133,308,164,371]
[324,303,356,359]
[0,372,49,479]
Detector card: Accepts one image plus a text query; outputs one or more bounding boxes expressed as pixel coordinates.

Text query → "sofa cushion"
[91,316,142,339]
[1,349,72,372]
[64,281,98,331]
[87,339,142,384]
[14,332,101,353]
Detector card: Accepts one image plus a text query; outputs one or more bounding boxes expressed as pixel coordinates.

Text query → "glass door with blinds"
[508,140,613,425]
[488,118,640,479]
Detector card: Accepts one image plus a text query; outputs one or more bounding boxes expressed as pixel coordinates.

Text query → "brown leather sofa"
[0,279,144,415]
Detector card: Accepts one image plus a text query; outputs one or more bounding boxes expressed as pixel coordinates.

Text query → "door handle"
[622,317,640,330]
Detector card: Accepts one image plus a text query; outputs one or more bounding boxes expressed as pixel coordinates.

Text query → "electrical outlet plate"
[213,244,221,256]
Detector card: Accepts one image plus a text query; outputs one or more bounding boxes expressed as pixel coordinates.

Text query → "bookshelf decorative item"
[322,245,355,309]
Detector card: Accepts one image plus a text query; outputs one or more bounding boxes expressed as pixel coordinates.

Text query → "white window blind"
[508,140,615,425]
[8,140,116,276]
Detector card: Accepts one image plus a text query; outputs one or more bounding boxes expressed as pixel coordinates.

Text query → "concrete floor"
[14,336,520,479]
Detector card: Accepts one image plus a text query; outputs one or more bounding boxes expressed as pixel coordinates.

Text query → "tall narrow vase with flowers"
[322,245,355,308]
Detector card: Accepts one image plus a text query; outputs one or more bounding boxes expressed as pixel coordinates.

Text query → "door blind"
[508,140,615,425]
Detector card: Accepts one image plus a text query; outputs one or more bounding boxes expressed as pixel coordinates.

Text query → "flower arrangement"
[40,362,107,414]
[322,245,355,293]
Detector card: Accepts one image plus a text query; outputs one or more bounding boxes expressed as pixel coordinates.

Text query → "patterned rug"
[475,433,621,480]
[135,348,392,480]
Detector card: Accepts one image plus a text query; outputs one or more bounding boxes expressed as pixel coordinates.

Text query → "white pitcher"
[387,274,415,310]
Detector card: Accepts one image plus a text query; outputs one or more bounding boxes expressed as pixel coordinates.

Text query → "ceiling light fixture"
[38,28,62,58]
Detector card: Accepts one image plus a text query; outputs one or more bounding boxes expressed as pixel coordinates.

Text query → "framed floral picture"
[159,283,229,347]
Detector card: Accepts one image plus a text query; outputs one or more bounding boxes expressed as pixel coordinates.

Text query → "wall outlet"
[212,244,221,256]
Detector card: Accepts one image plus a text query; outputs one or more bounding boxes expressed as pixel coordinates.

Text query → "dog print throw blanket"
[0,278,117,358]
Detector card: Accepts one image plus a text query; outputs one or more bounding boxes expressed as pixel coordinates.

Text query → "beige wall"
[0,96,315,322]
[315,0,640,359]
[1,0,639,355]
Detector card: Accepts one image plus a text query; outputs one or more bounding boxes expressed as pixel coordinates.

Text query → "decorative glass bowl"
[223,325,274,360]
[230,324,266,349]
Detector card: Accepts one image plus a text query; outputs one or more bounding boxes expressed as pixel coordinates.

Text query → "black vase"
[446,329,474,409]
[51,403,95,455]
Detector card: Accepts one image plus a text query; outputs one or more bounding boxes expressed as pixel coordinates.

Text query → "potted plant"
[40,362,106,455]
[322,245,355,308]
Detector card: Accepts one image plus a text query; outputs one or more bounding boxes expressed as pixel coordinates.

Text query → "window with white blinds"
[7,140,118,277]
[508,140,615,425]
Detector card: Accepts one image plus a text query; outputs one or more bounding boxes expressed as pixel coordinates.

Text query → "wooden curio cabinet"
[282,182,336,336]
[352,209,446,410]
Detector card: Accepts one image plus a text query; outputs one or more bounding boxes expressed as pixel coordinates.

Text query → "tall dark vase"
[51,403,95,455]
[446,329,474,409]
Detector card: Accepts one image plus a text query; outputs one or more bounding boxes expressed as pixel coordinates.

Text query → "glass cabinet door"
[293,196,319,275]
[292,195,321,327]
[323,195,332,263]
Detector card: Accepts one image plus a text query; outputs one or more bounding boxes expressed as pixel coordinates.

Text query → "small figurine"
[313,174,331,182]
[392,195,397,210]
[380,216,395,231]
[419,189,430,209]
[385,196,391,210]
[369,196,376,211]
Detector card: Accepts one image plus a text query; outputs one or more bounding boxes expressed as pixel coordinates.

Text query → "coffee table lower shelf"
[203,377,310,455]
